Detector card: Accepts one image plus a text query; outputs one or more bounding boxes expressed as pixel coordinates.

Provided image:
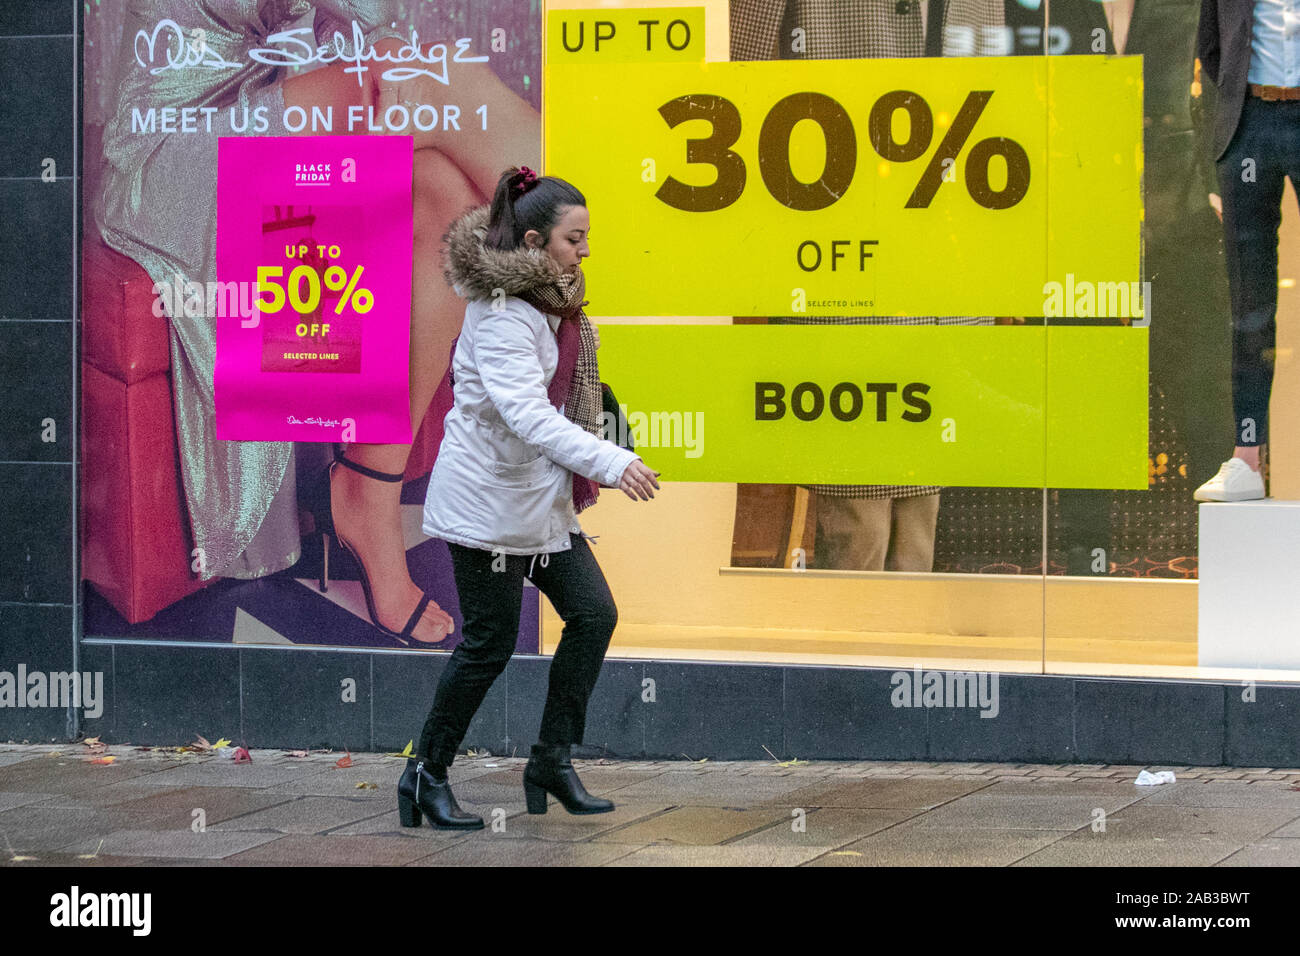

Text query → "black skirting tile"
[1074,678,1225,766]
[0,602,74,742]
[642,663,783,760]
[239,647,371,751]
[108,644,240,746]
[1224,681,1300,767]
[784,665,928,760]
[927,673,1075,762]
[76,640,114,740]
[575,659,644,757]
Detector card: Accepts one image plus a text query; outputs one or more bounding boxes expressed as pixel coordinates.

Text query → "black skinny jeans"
[1216,96,1300,448]
[417,532,617,768]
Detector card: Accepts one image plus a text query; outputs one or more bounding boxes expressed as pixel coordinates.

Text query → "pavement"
[3,743,1300,866]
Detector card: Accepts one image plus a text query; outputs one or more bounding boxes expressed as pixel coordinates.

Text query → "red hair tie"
[511,166,539,198]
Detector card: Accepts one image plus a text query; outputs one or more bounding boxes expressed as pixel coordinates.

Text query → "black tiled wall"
[0,1,79,743]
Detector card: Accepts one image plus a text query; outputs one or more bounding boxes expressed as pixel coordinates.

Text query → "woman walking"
[398,167,661,830]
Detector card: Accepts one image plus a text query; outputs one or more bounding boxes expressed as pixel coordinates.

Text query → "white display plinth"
[1198,499,1300,668]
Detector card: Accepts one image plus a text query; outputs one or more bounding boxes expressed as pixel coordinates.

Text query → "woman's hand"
[618,460,660,501]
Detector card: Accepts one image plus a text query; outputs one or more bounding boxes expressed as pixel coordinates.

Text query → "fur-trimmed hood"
[443,204,564,302]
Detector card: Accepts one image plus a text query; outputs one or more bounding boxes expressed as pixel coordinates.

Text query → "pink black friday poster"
[215,135,414,443]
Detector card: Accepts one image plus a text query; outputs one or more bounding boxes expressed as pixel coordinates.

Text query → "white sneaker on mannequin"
[1193,458,1266,502]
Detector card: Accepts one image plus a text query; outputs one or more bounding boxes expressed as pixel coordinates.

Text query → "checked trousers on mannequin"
[417,532,617,768]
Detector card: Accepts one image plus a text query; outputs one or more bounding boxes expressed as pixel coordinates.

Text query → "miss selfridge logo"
[133,19,488,86]
[0,666,104,719]
[890,668,1000,718]
[50,886,151,936]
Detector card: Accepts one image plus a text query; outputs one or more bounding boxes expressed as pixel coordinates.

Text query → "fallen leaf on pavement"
[335,751,353,769]
[90,756,116,765]
[355,782,378,790]
[284,750,309,759]
[233,747,252,764]
[386,741,415,759]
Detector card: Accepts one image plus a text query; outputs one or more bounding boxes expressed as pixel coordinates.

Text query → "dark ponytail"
[485,166,586,251]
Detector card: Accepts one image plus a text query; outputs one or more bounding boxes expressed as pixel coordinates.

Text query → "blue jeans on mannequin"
[417,532,617,768]
[1215,96,1300,449]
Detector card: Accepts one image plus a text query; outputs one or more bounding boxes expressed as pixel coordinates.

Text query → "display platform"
[1199,499,1300,669]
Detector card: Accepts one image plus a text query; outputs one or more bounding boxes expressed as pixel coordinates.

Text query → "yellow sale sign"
[544,56,1142,317]
[594,324,1149,489]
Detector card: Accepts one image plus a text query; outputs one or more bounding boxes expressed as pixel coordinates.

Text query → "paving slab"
[912,791,1144,831]
[546,768,673,795]
[327,810,481,841]
[219,834,439,866]
[126,760,337,790]
[809,824,1071,866]
[0,806,152,854]
[0,757,188,793]
[472,802,672,842]
[762,776,994,810]
[269,757,507,795]
[1140,782,1300,811]
[59,828,283,861]
[25,780,199,812]
[1014,805,1300,867]
[974,777,1151,797]
[597,770,832,808]
[1216,839,1300,866]
[405,837,636,866]
[729,808,918,848]
[95,786,298,829]
[590,805,793,846]
[210,795,391,835]
[0,754,43,769]
[0,792,50,812]
[607,845,828,866]
[0,852,209,867]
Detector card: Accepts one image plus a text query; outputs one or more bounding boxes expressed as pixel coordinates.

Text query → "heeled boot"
[397,757,484,830]
[522,743,614,815]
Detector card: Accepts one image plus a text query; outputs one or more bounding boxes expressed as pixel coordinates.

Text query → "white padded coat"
[421,293,639,556]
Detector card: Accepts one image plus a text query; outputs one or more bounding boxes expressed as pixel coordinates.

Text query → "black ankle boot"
[523,743,614,815]
[397,757,484,830]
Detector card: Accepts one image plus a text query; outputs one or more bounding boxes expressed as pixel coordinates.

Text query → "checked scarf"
[515,264,604,514]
